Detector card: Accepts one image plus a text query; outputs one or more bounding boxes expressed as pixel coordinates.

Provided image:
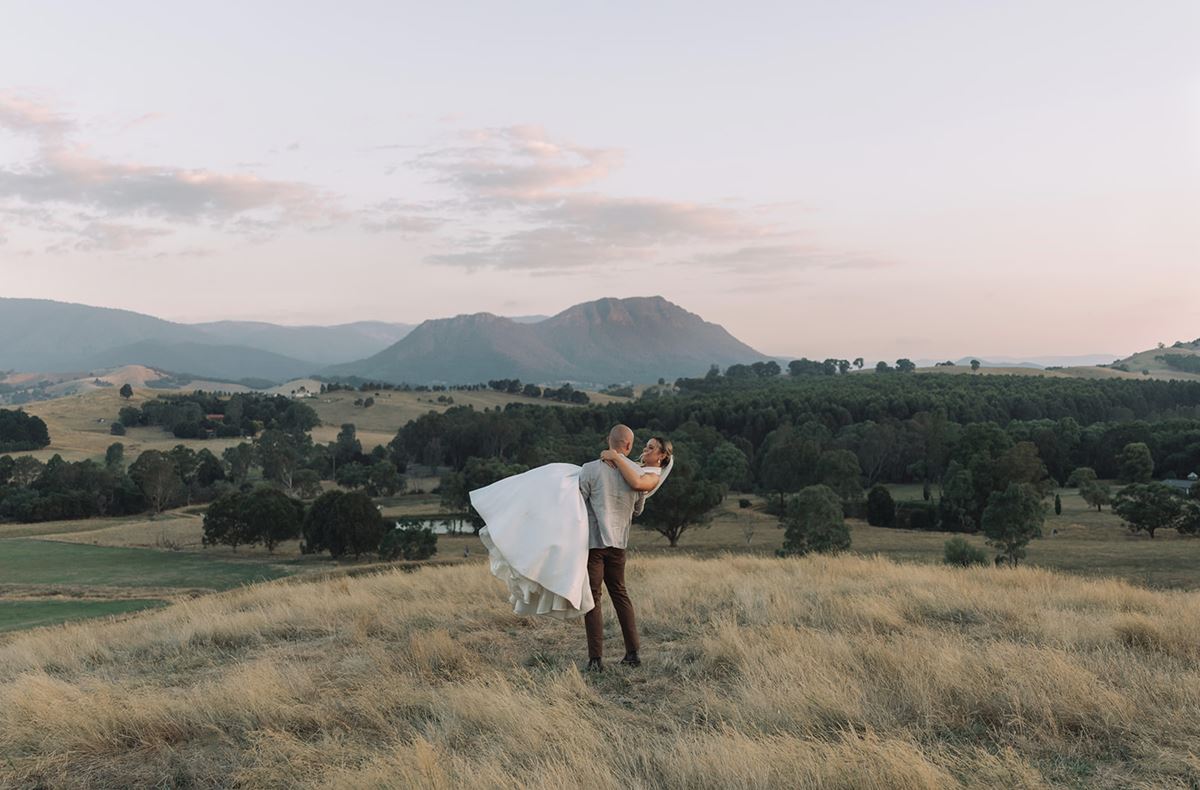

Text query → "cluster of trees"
[1156,354,1200,375]
[1113,482,1200,539]
[202,487,437,560]
[115,392,320,440]
[199,423,404,503]
[0,443,228,522]
[203,487,305,552]
[393,376,1200,494]
[0,412,403,524]
[327,423,405,496]
[724,361,783,378]
[0,409,50,452]
[379,373,1200,549]
[320,379,483,394]
[874,359,917,374]
[719,357,923,377]
[319,378,592,402]
[787,358,860,376]
[757,475,1078,563]
[485,378,590,404]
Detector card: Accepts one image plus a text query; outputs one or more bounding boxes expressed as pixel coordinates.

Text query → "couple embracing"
[472,425,673,671]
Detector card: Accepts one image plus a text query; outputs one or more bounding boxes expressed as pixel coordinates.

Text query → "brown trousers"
[584,547,639,659]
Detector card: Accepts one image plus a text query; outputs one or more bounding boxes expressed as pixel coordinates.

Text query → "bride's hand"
[599,449,618,462]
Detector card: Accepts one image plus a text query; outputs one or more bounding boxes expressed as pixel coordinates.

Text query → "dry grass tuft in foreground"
[1,554,1198,788]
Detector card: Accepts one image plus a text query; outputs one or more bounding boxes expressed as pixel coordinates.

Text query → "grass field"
[0,553,1197,787]
[0,535,297,636]
[3,472,1193,641]
[0,599,166,634]
[0,539,295,590]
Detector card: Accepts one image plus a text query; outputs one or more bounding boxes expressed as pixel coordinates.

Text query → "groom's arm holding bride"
[599,450,661,493]
[599,449,653,517]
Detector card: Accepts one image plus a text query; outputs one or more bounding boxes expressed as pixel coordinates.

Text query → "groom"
[578,424,652,672]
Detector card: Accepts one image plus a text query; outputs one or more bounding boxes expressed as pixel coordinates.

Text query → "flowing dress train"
[471,463,594,620]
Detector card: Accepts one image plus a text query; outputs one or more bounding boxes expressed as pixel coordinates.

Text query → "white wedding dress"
[471,460,669,620]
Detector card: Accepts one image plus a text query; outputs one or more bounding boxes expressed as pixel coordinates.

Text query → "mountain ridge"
[0,296,769,386]
[326,295,766,385]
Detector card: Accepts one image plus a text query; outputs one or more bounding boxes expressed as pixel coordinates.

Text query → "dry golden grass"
[19,388,246,463]
[16,385,626,463]
[308,387,627,449]
[1,553,1197,788]
[915,362,1200,382]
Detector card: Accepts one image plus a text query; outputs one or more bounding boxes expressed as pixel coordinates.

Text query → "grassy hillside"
[913,345,1200,381]
[0,554,1196,787]
[18,388,249,462]
[14,385,627,463]
[915,364,1185,381]
[307,387,561,450]
[1113,343,1200,380]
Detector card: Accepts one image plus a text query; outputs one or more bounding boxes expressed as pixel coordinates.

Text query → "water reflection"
[393,517,470,535]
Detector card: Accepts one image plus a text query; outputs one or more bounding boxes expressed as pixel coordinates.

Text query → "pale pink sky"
[0,1,1197,360]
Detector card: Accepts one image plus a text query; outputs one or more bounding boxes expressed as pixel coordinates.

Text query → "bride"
[472,432,673,619]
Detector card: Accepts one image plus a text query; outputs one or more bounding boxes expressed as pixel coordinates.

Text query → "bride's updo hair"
[652,436,673,468]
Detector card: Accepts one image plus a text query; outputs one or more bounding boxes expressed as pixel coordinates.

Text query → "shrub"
[0,408,51,452]
[943,536,989,567]
[866,485,896,527]
[109,422,126,436]
[738,498,752,509]
[778,485,850,556]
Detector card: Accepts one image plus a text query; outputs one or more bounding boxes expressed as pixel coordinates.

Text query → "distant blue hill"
[912,354,1119,369]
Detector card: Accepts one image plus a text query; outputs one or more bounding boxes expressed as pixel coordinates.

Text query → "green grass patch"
[0,598,167,633]
[0,540,293,590]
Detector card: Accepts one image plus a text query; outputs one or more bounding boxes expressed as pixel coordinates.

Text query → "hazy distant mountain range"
[914,354,1120,369]
[189,320,416,365]
[0,296,764,386]
[0,298,413,381]
[5,296,1181,388]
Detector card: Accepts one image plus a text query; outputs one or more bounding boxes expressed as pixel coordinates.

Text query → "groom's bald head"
[607,424,634,453]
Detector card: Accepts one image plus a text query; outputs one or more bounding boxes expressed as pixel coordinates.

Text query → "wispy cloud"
[0,94,341,249]
[687,244,896,273]
[119,111,165,132]
[71,221,173,252]
[402,125,888,275]
[360,199,446,235]
[414,125,623,201]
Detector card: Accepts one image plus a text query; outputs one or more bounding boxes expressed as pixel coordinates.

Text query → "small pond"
[393,517,472,535]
